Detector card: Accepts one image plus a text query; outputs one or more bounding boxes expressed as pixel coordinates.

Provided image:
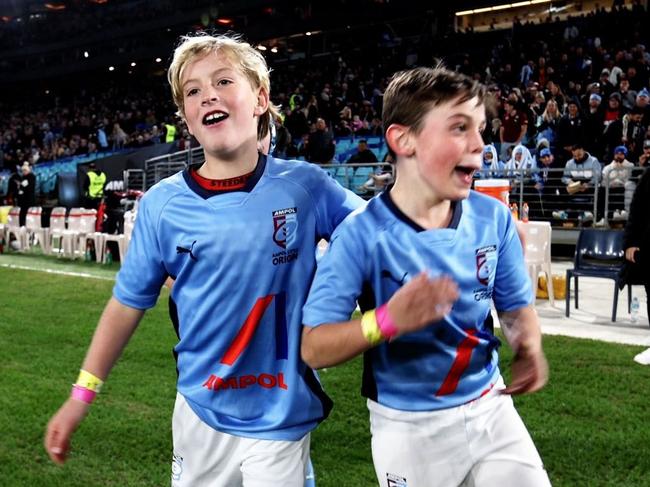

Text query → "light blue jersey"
[114,154,362,440]
[302,190,531,411]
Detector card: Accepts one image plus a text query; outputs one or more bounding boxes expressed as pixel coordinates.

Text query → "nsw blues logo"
[272,207,299,266]
[473,245,497,301]
[272,207,298,249]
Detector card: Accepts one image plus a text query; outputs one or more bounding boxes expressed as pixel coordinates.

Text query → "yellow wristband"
[76,369,104,393]
[361,310,384,346]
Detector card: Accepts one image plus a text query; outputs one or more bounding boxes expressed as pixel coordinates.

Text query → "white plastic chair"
[62,208,96,259]
[47,207,68,256]
[6,206,27,251]
[522,221,554,306]
[25,207,49,253]
[101,210,136,264]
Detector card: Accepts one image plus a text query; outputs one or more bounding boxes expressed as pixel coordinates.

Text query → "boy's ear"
[254,87,270,117]
[182,117,193,137]
[385,124,414,158]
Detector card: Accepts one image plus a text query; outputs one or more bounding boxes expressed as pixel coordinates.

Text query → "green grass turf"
[1,262,649,486]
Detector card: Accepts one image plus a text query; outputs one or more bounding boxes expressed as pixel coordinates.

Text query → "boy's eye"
[452,124,467,132]
[186,88,199,97]
[217,79,233,86]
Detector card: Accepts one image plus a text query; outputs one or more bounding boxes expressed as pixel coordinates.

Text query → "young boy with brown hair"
[301,66,551,487]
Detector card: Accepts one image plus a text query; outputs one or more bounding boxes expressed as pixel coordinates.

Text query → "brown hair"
[382,65,485,136]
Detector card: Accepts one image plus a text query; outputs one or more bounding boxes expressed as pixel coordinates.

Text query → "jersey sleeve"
[311,167,365,240]
[302,218,369,327]
[492,211,533,312]
[113,192,168,309]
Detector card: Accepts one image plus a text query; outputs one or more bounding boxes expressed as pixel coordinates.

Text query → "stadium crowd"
[2,2,650,215]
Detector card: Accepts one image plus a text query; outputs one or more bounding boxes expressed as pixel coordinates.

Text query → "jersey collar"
[182,153,267,199]
[380,189,462,232]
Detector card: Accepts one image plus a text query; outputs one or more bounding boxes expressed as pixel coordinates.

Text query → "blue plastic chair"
[565,229,631,322]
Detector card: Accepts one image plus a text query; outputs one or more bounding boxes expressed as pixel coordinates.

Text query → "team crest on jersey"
[171,453,183,482]
[473,245,497,301]
[272,207,299,265]
[272,207,297,249]
[386,473,408,487]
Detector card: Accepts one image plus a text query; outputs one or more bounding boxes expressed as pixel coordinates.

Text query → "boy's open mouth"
[202,111,228,126]
[454,165,476,177]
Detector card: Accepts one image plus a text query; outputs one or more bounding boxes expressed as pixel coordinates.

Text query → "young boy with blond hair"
[301,66,551,487]
[44,33,364,486]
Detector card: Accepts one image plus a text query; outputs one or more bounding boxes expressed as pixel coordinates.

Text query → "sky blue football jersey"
[302,190,531,412]
[113,154,363,440]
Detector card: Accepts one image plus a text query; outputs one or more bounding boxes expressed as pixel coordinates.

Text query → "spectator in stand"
[596,145,635,226]
[345,139,378,164]
[284,105,310,142]
[556,98,584,164]
[598,69,616,99]
[477,144,504,179]
[583,93,605,159]
[499,98,528,160]
[638,139,650,167]
[112,122,127,150]
[558,143,601,222]
[545,80,566,111]
[622,106,648,162]
[531,148,560,219]
[305,118,335,164]
[618,75,637,111]
[536,98,562,150]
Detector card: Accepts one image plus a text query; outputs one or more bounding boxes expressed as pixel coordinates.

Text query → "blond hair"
[382,66,485,136]
[168,33,280,141]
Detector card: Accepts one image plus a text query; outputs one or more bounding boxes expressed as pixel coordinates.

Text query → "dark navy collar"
[381,189,462,232]
[183,153,266,199]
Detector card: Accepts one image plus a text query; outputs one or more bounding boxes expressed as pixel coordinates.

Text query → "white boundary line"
[0,262,115,281]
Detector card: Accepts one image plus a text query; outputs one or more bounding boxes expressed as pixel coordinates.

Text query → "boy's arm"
[301,273,458,369]
[497,305,548,395]
[44,297,144,464]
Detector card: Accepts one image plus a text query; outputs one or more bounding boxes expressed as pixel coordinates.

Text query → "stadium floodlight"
[271,47,278,53]
[108,66,115,71]
[257,45,267,51]
[306,31,311,36]
[155,58,162,63]
[84,51,89,58]
[131,62,136,67]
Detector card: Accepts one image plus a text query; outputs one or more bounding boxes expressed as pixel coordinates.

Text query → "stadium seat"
[6,206,27,251]
[47,207,68,256]
[522,221,554,306]
[100,209,136,264]
[565,229,631,322]
[25,206,49,253]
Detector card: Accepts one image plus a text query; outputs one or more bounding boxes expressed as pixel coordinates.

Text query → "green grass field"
[1,256,650,486]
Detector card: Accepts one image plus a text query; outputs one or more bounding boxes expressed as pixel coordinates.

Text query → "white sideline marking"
[0,263,115,281]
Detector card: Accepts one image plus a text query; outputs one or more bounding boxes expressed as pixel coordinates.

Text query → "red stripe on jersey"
[220,295,275,366]
[190,167,255,191]
[436,330,480,397]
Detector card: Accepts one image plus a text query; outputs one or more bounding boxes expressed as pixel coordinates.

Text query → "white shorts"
[171,393,311,487]
[368,378,551,487]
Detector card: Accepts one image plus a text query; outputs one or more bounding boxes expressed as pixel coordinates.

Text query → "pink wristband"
[71,385,97,404]
[376,304,398,340]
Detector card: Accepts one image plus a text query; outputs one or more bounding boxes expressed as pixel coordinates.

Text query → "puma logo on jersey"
[176,241,197,261]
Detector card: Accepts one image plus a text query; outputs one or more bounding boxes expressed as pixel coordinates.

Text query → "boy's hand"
[502,347,548,395]
[44,398,90,464]
[386,272,459,337]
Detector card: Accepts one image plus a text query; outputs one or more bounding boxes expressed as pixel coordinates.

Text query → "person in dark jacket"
[624,167,650,362]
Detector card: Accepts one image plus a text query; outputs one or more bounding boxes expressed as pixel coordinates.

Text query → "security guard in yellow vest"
[85,162,106,209]
[164,123,177,143]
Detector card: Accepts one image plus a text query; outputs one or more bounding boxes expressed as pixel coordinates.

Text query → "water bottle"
[631,296,640,323]
[522,202,529,222]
